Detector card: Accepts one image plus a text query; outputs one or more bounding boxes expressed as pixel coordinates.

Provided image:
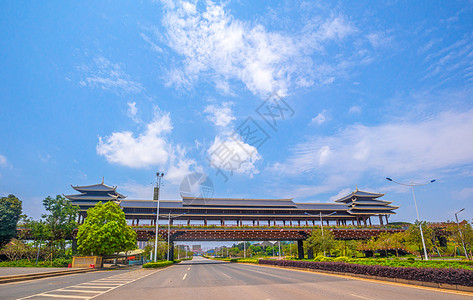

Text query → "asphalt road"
[0,267,136,300]
[3,257,472,300]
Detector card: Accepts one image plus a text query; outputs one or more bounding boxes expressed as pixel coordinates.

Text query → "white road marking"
[182,273,187,280]
[188,266,191,270]
[18,268,164,300]
[32,294,90,299]
[350,294,374,300]
[221,273,231,278]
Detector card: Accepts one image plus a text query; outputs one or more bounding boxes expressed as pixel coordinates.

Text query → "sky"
[1,0,473,224]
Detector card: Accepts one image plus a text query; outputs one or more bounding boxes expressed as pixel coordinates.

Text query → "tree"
[77,201,137,257]
[306,229,323,256]
[42,195,78,255]
[405,221,433,259]
[0,195,22,247]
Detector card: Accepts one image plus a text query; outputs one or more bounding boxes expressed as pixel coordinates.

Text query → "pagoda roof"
[334,189,385,203]
[348,209,396,215]
[352,199,393,205]
[181,197,296,208]
[295,203,347,210]
[349,205,399,210]
[70,181,126,198]
[65,194,119,201]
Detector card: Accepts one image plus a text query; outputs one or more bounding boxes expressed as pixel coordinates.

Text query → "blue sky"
[1,0,473,223]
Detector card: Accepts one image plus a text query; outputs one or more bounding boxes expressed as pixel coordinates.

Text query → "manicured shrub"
[334,256,349,262]
[259,259,473,287]
[320,257,334,262]
[143,261,174,268]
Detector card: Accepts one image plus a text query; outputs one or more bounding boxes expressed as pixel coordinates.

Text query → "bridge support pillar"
[307,248,314,259]
[72,239,78,254]
[297,240,304,259]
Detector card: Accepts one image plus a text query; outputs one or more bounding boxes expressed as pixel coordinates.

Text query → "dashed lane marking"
[182,273,187,280]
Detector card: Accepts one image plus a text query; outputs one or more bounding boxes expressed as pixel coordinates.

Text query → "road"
[3,257,472,300]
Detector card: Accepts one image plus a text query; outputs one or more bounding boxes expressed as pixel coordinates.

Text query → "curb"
[239,262,473,294]
[0,268,97,284]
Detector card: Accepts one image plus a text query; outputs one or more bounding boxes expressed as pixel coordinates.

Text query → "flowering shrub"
[259,259,473,287]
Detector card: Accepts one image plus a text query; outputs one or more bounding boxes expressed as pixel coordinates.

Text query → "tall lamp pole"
[386,177,435,261]
[455,208,469,260]
[154,172,164,262]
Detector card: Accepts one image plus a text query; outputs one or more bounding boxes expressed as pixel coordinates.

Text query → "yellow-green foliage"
[143,261,174,268]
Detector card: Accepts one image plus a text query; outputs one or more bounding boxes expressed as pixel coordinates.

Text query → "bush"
[143,261,174,268]
[314,256,324,262]
[0,258,72,268]
[320,257,334,262]
[334,256,349,262]
[259,259,473,287]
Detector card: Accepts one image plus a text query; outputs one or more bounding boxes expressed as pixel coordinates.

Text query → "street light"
[386,177,435,261]
[167,212,187,261]
[154,172,164,262]
[454,208,469,260]
[305,211,336,256]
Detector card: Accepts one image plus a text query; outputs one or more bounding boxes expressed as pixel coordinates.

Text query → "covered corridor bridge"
[66,182,400,228]
[134,227,404,260]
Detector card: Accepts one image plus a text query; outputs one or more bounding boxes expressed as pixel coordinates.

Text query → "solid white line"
[350,294,374,300]
[182,273,187,280]
[57,289,103,293]
[221,273,231,278]
[34,293,90,299]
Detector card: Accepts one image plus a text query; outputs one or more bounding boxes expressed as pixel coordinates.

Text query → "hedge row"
[143,261,174,268]
[259,259,473,287]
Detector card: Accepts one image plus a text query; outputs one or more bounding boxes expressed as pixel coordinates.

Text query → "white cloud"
[79,56,144,94]
[204,102,235,127]
[97,109,172,168]
[203,100,262,176]
[140,32,163,53]
[311,110,330,125]
[166,145,200,185]
[207,135,261,176]
[330,188,352,201]
[274,108,473,181]
[349,105,362,114]
[316,17,356,40]
[160,1,358,97]
[454,187,473,200]
[0,155,6,166]
[120,181,154,200]
[127,101,141,123]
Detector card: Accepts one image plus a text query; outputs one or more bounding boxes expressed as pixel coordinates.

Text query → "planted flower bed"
[259,259,473,287]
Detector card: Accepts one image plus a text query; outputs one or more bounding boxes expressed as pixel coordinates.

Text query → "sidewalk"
[0,267,70,277]
[0,267,95,284]
[0,264,136,284]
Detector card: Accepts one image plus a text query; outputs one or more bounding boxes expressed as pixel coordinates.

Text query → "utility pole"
[154,172,164,262]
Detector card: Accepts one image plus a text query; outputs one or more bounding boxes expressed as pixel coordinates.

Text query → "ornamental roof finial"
[102,177,104,184]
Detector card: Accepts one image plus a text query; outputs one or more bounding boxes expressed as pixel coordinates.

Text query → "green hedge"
[0,259,72,268]
[143,261,174,268]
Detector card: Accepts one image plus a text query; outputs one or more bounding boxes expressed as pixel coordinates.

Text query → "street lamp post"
[386,177,435,261]
[154,172,164,262]
[167,212,187,261]
[305,212,336,256]
[455,208,469,260]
